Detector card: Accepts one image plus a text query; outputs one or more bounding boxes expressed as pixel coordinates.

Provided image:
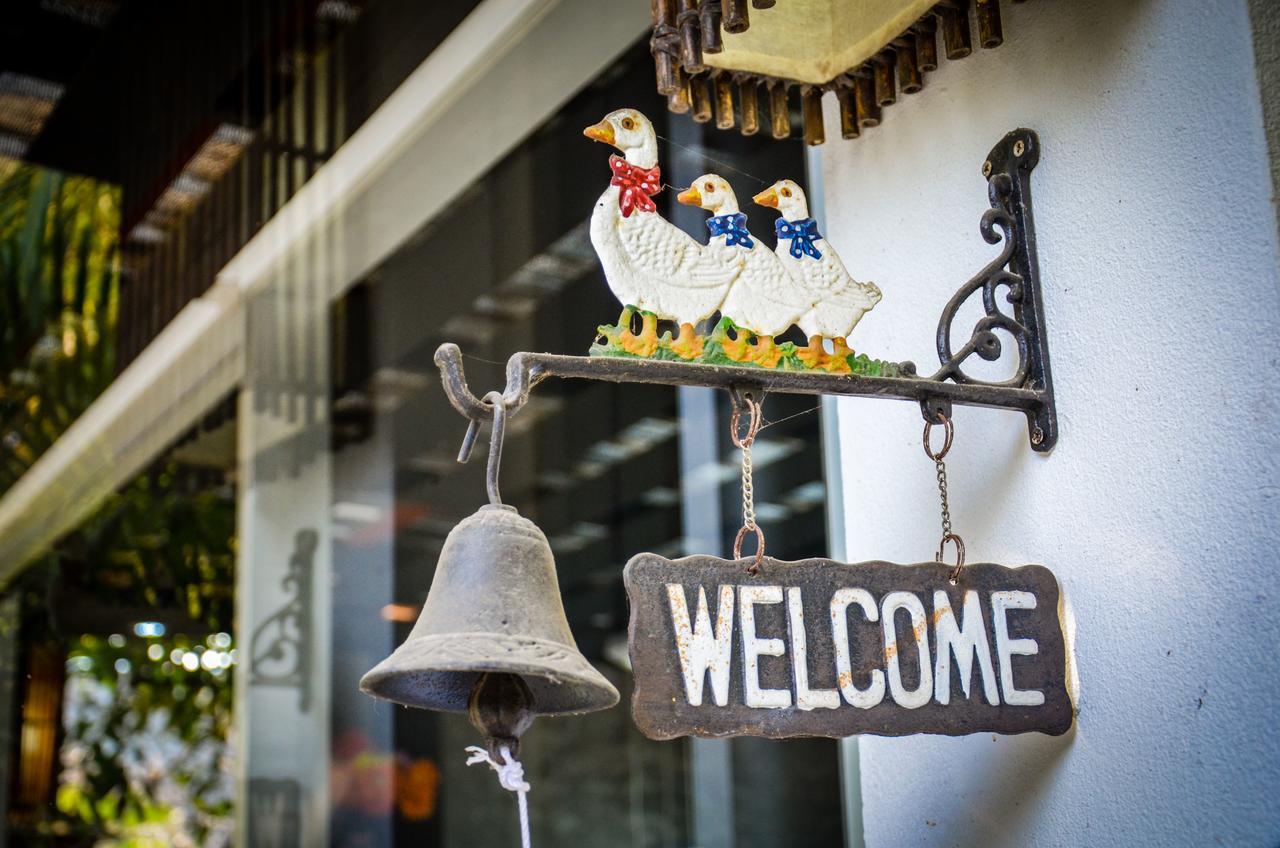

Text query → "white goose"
[584,109,741,359]
[677,174,807,368]
[754,179,882,372]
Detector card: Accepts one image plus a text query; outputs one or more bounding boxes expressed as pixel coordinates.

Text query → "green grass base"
[590,316,906,377]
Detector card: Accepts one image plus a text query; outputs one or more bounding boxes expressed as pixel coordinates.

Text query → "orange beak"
[753,186,779,208]
[583,119,615,146]
[677,185,702,206]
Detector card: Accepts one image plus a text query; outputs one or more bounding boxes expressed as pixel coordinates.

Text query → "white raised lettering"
[739,585,791,708]
[992,590,1045,707]
[666,584,734,706]
[830,588,885,709]
[933,590,1000,705]
[882,591,933,709]
[786,587,839,710]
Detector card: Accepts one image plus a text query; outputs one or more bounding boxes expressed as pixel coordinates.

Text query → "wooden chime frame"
[651,0,1026,144]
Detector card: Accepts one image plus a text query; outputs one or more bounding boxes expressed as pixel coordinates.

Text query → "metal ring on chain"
[730,394,762,448]
[923,415,953,460]
[938,533,966,584]
[734,525,765,575]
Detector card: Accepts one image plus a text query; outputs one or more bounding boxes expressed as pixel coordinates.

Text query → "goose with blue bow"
[678,174,808,368]
[755,179,882,372]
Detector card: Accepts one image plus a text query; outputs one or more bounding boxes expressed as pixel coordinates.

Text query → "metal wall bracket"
[435,128,1056,453]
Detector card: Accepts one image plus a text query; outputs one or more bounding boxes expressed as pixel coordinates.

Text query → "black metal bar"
[443,339,1048,404]
[923,128,1054,449]
[433,129,1056,453]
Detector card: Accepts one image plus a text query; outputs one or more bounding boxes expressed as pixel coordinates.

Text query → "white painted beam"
[0,0,649,580]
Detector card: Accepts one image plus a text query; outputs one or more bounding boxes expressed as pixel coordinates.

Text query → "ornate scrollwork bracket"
[920,128,1056,451]
[250,528,316,712]
[431,128,1057,455]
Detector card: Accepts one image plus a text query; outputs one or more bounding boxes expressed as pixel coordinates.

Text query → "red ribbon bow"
[609,154,661,218]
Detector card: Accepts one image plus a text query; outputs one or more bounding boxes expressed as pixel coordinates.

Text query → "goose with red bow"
[677,174,807,368]
[584,109,741,359]
[755,179,882,372]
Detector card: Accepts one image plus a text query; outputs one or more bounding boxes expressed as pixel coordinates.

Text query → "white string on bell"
[465,744,531,848]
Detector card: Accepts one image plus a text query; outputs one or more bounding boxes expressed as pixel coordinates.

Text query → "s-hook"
[484,392,507,505]
[455,390,508,505]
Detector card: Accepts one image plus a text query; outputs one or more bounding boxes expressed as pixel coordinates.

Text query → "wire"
[655,132,773,186]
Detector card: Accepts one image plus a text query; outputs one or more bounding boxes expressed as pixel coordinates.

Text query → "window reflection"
[329,41,842,848]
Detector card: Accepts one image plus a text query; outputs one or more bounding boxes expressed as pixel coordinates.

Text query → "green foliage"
[55,465,237,634]
[0,160,120,496]
[591,314,906,376]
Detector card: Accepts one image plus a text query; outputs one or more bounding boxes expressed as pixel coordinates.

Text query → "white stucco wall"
[821,0,1280,845]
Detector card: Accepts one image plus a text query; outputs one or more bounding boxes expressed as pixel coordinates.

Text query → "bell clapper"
[468,671,536,760]
[466,672,536,848]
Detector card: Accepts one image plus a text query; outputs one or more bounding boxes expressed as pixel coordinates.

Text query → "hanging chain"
[730,392,765,574]
[923,415,965,583]
[934,444,951,542]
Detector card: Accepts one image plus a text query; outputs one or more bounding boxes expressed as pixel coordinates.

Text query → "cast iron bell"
[360,395,618,755]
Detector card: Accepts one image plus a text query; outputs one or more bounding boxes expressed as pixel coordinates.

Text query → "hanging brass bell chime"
[360,395,619,759]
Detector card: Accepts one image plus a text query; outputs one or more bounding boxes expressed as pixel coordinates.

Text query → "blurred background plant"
[0,161,237,846]
[6,463,237,847]
[0,159,119,497]
[49,633,235,848]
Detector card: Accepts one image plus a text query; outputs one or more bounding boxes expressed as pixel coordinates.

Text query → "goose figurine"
[754,179,882,372]
[677,174,808,368]
[584,109,741,359]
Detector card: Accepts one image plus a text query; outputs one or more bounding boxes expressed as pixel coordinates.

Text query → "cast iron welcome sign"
[624,554,1073,739]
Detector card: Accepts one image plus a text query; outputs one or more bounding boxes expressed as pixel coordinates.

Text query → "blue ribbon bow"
[775,217,823,260]
[706,212,754,248]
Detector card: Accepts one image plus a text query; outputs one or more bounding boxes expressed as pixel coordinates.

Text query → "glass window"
[324,40,844,847]
[0,21,848,848]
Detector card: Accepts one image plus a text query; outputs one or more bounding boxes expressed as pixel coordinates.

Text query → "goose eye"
[621,117,636,130]
[781,187,792,198]
[704,182,714,192]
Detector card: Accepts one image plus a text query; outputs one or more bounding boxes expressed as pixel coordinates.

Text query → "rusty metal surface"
[436,342,1041,412]
[624,553,1072,740]
[360,505,619,716]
